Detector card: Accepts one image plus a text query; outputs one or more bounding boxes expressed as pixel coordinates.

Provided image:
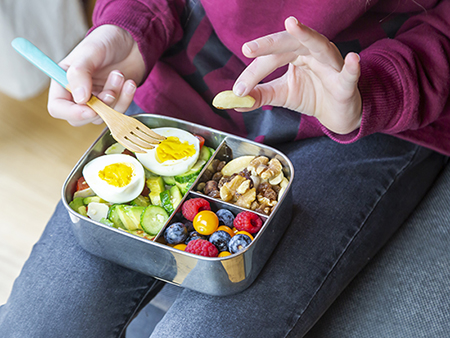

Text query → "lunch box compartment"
[63,114,294,295]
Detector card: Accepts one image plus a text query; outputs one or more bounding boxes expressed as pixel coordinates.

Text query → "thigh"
[150,134,447,338]
[0,201,164,338]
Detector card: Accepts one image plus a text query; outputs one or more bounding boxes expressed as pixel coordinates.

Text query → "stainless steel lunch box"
[62,114,294,296]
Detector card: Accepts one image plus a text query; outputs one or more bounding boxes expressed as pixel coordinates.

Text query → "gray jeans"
[0,133,446,338]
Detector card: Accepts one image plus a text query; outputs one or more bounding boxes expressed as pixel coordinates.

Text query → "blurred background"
[0,0,101,304]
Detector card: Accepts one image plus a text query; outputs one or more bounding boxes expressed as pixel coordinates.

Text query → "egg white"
[136,127,200,176]
[82,154,145,203]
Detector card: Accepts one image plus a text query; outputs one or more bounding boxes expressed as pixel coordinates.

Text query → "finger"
[113,80,137,113]
[48,79,98,123]
[96,70,125,99]
[233,52,295,97]
[63,46,105,104]
[235,75,289,112]
[285,16,344,71]
[242,31,306,58]
[339,52,361,91]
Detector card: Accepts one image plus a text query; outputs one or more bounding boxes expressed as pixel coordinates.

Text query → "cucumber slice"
[104,142,126,155]
[125,206,145,231]
[83,196,108,205]
[140,205,169,235]
[160,189,173,214]
[69,197,85,211]
[130,195,150,207]
[175,178,195,195]
[169,185,183,210]
[108,204,126,229]
[162,176,176,185]
[160,185,183,215]
[174,146,212,183]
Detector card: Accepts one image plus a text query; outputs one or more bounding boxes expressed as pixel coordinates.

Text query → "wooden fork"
[11,37,165,153]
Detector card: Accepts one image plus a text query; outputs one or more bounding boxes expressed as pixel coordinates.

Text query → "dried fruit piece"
[212,90,256,109]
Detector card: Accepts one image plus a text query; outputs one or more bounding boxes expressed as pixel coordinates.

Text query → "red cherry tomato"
[76,177,89,191]
[194,135,205,148]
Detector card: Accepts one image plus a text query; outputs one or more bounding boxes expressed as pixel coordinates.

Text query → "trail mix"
[194,155,289,215]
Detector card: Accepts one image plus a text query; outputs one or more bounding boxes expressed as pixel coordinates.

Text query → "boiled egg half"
[82,154,145,203]
[136,127,200,176]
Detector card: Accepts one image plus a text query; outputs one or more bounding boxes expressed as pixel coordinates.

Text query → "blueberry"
[228,234,252,254]
[164,222,188,245]
[185,231,206,245]
[216,209,235,228]
[184,221,195,233]
[209,230,232,252]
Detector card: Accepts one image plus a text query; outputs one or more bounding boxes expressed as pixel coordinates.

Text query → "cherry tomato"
[235,231,254,241]
[217,225,234,238]
[193,210,219,235]
[218,251,231,257]
[194,134,205,148]
[76,176,89,191]
[173,243,187,251]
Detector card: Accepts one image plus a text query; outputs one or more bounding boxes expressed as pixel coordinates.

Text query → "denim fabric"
[0,132,446,338]
[305,163,450,338]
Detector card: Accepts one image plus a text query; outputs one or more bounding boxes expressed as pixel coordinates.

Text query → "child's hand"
[48,25,146,126]
[233,16,362,135]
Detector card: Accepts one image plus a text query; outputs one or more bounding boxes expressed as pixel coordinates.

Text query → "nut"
[235,188,256,209]
[204,180,219,195]
[212,171,223,182]
[260,158,283,180]
[268,171,284,185]
[207,159,220,172]
[247,156,269,176]
[196,182,206,192]
[236,179,251,195]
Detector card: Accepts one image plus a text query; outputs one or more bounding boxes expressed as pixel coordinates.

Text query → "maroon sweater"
[92,0,450,155]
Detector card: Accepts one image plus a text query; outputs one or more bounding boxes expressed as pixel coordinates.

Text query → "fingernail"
[356,53,361,61]
[288,16,299,25]
[233,82,247,97]
[103,94,116,105]
[111,71,124,87]
[124,82,136,95]
[73,87,86,103]
[244,41,259,54]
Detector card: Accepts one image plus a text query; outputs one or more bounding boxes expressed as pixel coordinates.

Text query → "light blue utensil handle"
[11,37,69,89]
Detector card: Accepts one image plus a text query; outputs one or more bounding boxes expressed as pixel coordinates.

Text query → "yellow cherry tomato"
[193,210,219,235]
[217,225,234,237]
[218,251,231,257]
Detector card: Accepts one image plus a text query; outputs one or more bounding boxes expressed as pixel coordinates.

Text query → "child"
[2,0,449,337]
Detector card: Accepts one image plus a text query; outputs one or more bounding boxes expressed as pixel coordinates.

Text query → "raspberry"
[185,239,218,257]
[181,198,211,221]
[233,211,263,234]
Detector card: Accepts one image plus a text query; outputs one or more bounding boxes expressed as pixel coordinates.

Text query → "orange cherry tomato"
[235,231,254,241]
[231,227,239,235]
[173,243,187,251]
[217,226,234,238]
[193,210,219,235]
[218,251,231,257]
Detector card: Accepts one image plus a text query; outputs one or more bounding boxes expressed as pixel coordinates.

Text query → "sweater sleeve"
[90,0,185,78]
[322,0,450,145]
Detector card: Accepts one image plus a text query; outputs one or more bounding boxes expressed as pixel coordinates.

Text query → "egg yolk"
[98,163,134,187]
[156,136,196,163]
